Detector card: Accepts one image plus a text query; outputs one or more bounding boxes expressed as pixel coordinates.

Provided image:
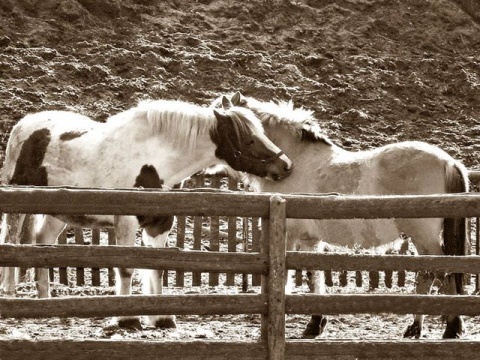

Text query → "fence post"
[226,177,238,286]
[91,229,100,286]
[107,228,116,287]
[267,195,286,360]
[74,228,84,286]
[57,229,68,285]
[261,217,270,341]
[209,175,221,287]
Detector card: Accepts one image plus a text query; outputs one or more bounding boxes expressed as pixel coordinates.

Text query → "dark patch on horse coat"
[134,165,164,189]
[134,165,174,237]
[10,128,51,186]
[59,130,87,141]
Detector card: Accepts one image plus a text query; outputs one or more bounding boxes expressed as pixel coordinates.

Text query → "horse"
[213,92,469,339]
[0,96,293,330]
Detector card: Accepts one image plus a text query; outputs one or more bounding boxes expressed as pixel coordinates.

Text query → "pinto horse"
[0,97,292,329]
[214,92,469,339]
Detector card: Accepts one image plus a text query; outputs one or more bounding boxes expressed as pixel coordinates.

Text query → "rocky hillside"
[1,0,479,166]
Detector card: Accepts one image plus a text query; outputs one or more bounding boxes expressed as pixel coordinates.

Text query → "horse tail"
[443,161,469,294]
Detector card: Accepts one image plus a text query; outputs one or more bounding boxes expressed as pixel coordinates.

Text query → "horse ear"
[231,92,242,106]
[221,96,233,110]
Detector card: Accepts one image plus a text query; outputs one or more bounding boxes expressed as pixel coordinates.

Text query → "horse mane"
[242,97,333,146]
[107,99,263,153]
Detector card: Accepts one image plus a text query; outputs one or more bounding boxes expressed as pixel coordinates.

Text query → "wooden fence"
[36,170,480,292]
[2,186,480,359]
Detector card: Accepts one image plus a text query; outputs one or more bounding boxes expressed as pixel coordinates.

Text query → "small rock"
[0,36,11,48]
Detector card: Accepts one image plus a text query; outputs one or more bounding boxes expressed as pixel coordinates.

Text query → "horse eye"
[247,139,255,146]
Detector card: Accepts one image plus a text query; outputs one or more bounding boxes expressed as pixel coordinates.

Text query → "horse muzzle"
[266,154,293,181]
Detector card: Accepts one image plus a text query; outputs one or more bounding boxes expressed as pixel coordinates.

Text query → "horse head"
[210,96,292,181]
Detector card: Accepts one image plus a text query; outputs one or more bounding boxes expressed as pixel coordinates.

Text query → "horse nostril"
[284,164,292,173]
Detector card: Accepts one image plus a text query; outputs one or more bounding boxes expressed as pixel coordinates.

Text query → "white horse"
[214,92,469,339]
[0,97,292,329]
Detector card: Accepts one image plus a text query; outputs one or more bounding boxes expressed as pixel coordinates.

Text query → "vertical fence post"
[75,228,85,286]
[91,229,100,286]
[476,174,480,292]
[252,217,262,286]
[175,216,186,287]
[107,228,116,287]
[261,216,270,341]
[477,215,480,292]
[226,177,238,286]
[57,229,68,285]
[209,175,221,287]
[267,195,286,360]
[192,175,204,286]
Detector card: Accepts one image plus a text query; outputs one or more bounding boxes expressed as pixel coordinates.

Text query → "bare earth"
[1,0,480,343]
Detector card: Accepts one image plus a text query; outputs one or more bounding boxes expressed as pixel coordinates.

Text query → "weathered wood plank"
[226,177,238,286]
[0,294,267,318]
[0,340,267,360]
[2,339,480,360]
[285,340,480,359]
[0,244,267,274]
[91,229,100,286]
[209,175,221,286]
[268,195,286,360]
[2,187,480,219]
[285,294,480,316]
[260,217,270,341]
[106,228,116,287]
[287,252,480,273]
[74,228,85,286]
[57,230,68,285]
[175,215,186,287]
[252,217,262,286]
[192,175,204,286]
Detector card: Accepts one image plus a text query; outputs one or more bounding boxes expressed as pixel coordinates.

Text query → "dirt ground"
[1,0,480,343]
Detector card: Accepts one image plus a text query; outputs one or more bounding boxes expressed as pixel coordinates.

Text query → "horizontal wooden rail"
[0,294,267,318]
[2,340,480,360]
[286,294,480,316]
[3,293,477,319]
[469,170,480,182]
[2,186,480,219]
[0,244,267,273]
[286,340,480,360]
[287,252,480,273]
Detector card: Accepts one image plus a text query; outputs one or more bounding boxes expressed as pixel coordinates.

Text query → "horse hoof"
[442,329,462,339]
[403,324,422,339]
[118,318,143,330]
[443,316,465,339]
[155,318,177,329]
[302,315,327,338]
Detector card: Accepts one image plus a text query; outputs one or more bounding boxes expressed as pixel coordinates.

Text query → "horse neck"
[251,123,342,193]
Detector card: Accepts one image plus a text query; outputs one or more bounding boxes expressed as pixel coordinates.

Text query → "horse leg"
[434,271,465,339]
[113,215,142,329]
[140,220,176,329]
[18,214,37,283]
[285,236,296,295]
[0,213,26,295]
[399,218,449,339]
[403,271,434,338]
[35,215,66,298]
[300,238,328,338]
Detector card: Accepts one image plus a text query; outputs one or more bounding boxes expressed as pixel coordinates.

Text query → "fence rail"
[11,170,480,290]
[2,186,480,359]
